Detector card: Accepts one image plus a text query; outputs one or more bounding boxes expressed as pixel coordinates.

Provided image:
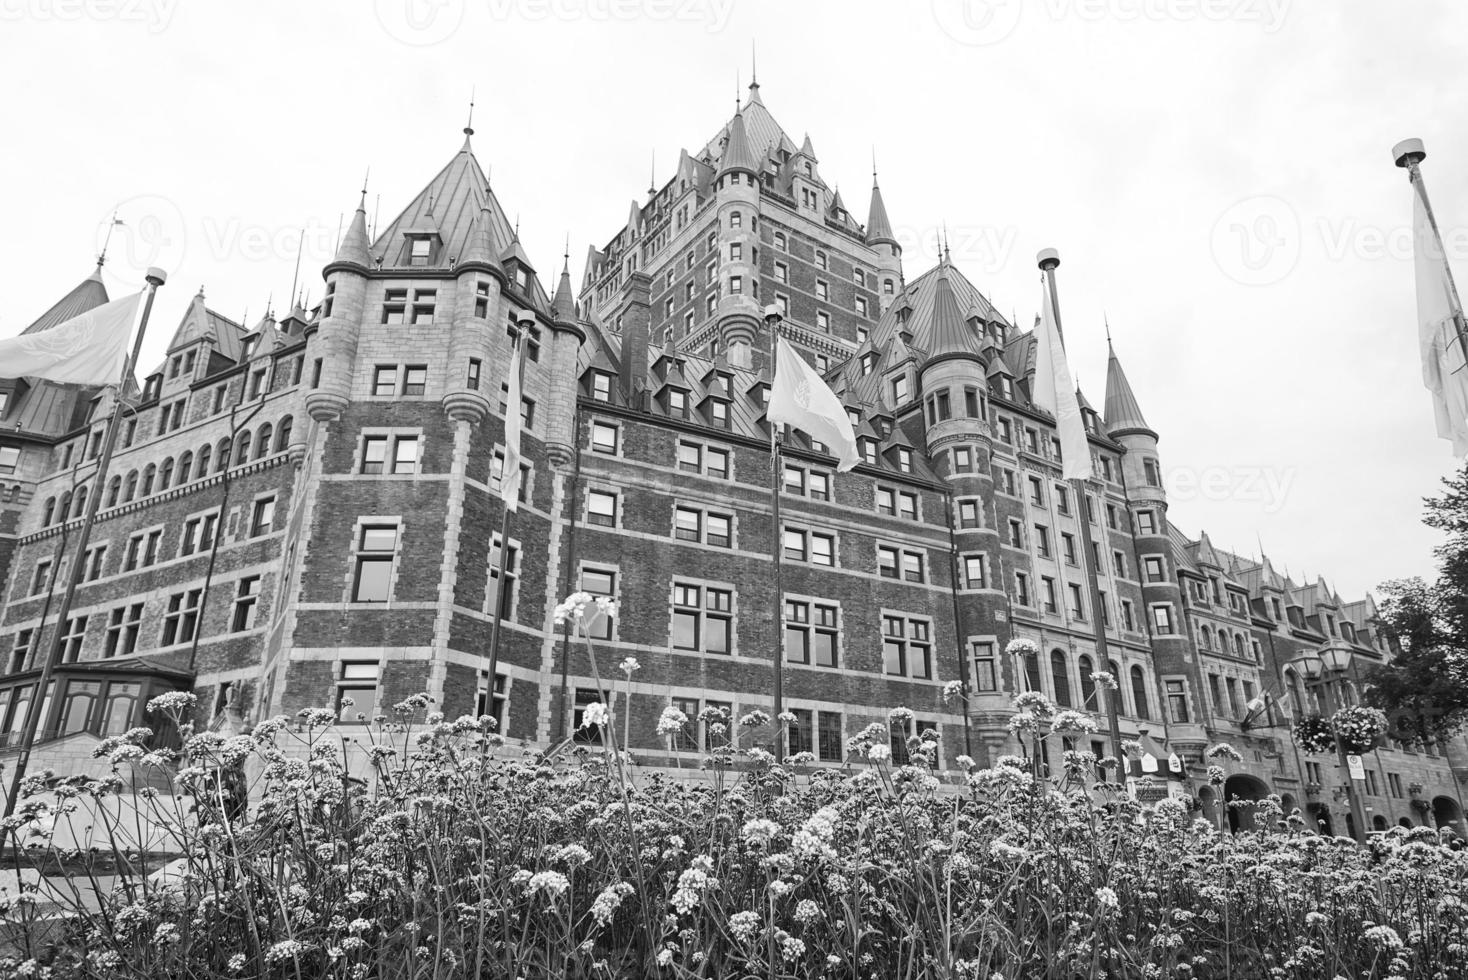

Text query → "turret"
[1103,338,1163,509]
[866,167,903,307]
[714,108,762,369]
[543,252,586,468]
[441,193,506,426]
[306,190,371,423]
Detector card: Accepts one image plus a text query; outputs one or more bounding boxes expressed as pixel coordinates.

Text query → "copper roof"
[1102,339,1152,437]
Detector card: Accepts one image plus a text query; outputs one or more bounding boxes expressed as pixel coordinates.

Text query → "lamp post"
[1293,645,1367,842]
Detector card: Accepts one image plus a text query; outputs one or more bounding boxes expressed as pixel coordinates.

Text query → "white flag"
[0,292,141,385]
[768,337,859,472]
[501,341,525,511]
[1413,185,1468,456]
[1030,283,1092,481]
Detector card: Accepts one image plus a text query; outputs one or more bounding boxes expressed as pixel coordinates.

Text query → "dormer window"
[859,438,877,465]
[997,376,1013,399]
[709,399,729,428]
[240,336,257,360]
[860,353,877,376]
[408,237,433,267]
[667,389,688,418]
[896,448,912,473]
[591,372,612,402]
[891,375,910,403]
[804,161,813,178]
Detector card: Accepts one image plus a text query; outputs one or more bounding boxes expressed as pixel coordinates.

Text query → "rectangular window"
[1137,510,1157,535]
[362,435,388,474]
[103,603,143,658]
[232,576,261,632]
[958,499,980,528]
[31,559,52,595]
[1121,599,1135,631]
[1029,476,1044,505]
[337,662,381,723]
[160,591,202,647]
[401,365,427,396]
[1067,583,1085,620]
[1113,550,1127,578]
[1388,773,1403,798]
[1165,679,1189,723]
[353,524,399,602]
[475,671,508,732]
[591,372,611,401]
[971,640,997,691]
[58,616,87,662]
[1007,519,1024,548]
[1152,604,1175,634]
[785,599,839,667]
[1015,572,1031,606]
[1055,485,1070,514]
[9,629,32,673]
[591,421,619,454]
[671,582,732,654]
[962,555,987,589]
[581,568,616,640]
[1143,556,1165,583]
[250,496,276,537]
[84,545,107,581]
[816,711,844,762]
[487,535,519,621]
[588,489,618,527]
[1035,525,1051,558]
[1042,577,1058,613]
[372,366,397,396]
[1062,532,1077,566]
[882,615,932,679]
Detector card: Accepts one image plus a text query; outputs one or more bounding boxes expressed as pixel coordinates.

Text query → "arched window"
[177,452,192,484]
[197,444,212,478]
[124,470,139,501]
[106,476,121,508]
[1109,660,1125,714]
[72,485,87,518]
[1131,666,1151,720]
[42,497,56,524]
[255,424,272,459]
[1199,626,1212,650]
[1285,668,1304,716]
[275,416,293,452]
[1078,654,1096,710]
[234,430,251,466]
[215,438,231,473]
[159,457,174,490]
[1024,651,1043,694]
[1051,650,1072,707]
[58,491,71,522]
[141,464,156,496]
[1235,634,1247,657]
[729,210,741,229]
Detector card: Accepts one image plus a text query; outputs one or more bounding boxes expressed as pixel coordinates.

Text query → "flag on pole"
[1412,185,1468,456]
[500,339,525,511]
[1030,282,1093,481]
[768,336,860,472]
[0,292,141,385]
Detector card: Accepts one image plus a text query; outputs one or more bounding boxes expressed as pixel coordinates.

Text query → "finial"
[464,86,476,137]
[750,40,758,89]
[97,212,123,269]
[1104,312,1112,344]
[649,150,656,197]
[265,292,273,319]
[872,147,878,185]
[513,214,520,242]
[563,233,570,269]
[735,69,740,113]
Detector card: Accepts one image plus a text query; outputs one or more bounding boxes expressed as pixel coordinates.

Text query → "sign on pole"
[1347,754,1366,780]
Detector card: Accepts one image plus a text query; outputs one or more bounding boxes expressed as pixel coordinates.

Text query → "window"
[785,599,839,667]
[250,497,276,536]
[896,448,912,473]
[816,310,830,332]
[337,662,380,723]
[1143,556,1165,583]
[141,530,162,567]
[891,375,910,403]
[372,365,398,396]
[783,528,835,566]
[962,555,987,589]
[0,446,15,475]
[1006,519,1024,549]
[1112,550,1127,578]
[667,389,688,417]
[353,525,399,602]
[591,421,619,455]
[1125,666,1151,720]
[674,506,732,547]
[1388,772,1404,798]
[397,365,427,396]
[1143,458,1161,487]
[1165,679,1189,723]
[1121,599,1136,631]
[882,615,932,679]
[227,576,262,632]
[587,489,618,527]
[1034,525,1051,558]
[581,568,617,640]
[1137,510,1157,535]
[31,559,53,596]
[59,616,88,662]
[160,591,201,647]
[952,447,973,473]
[180,511,219,556]
[1029,476,1045,505]
[1067,583,1085,620]
[83,545,107,581]
[877,545,925,582]
[1041,577,1058,613]
[957,499,980,528]
[1062,533,1077,566]
[774,260,788,283]
[1051,650,1072,706]
[491,452,530,504]
[9,629,32,673]
[671,582,732,654]
[971,640,998,691]
[1015,572,1032,606]
[1151,604,1175,634]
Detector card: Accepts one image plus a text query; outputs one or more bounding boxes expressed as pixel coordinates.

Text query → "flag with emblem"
[0,292,141,385]
[500,338,525,510]
[1030,283,1092,481]
[1413,183,1468,456]
[768,336,859,472]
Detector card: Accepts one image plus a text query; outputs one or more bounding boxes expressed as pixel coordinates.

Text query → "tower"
[713,107,762,368]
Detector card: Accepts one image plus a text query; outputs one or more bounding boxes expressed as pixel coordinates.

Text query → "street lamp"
[1291,644,1367,842]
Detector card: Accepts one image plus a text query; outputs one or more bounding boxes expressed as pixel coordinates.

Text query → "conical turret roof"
[866,177,896,246]
[923,264,984,367]
[1103,339,1155,438]
[719,109,760,176]
[19,265,110,336]
[333,192,372,269]
[552,255,575,322]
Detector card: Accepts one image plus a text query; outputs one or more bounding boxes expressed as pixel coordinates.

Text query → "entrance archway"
[1279,792,1298,818]
[1223,774,1270,833]
[1307,802,1333,836]
[1372,815,1388,833]
[1196,786,1219,827]
[1434,796,1465,837]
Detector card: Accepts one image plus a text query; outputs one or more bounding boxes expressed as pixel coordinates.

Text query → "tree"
[1366,465,1468,744]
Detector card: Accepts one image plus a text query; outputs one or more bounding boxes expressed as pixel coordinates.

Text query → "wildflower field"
[3,597,1467,979]
[0,690,1466,980]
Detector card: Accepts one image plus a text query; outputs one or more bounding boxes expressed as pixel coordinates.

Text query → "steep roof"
[718,109,760,176]
[866,178,896,245]
[1103,339,1154,437]
[18,266,110,336]
[3,265,115,437]
[922,263,985,366]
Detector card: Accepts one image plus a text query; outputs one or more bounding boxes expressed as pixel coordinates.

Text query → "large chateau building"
[1,80,1465,836]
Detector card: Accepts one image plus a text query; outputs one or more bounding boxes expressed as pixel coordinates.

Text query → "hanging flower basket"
[1332,706,1388,755]
[1005,638,1040,657]
[1293,714,1335,755]
[1412,798,1433,816]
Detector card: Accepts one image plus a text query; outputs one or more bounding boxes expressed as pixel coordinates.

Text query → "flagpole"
[1395,139,1468,363]
[764,306,786,758]
[1037,249,1125,782]
[2,267,167,826]
[486,315,530,716]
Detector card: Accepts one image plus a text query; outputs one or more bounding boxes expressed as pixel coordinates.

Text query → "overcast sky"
[2,0,1465,599]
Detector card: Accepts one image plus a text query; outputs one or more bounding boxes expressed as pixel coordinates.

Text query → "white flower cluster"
[670,855,718,915]
[791,806,839,863]
[590,881,634,927]
[553,591,618,631]
[656,705,688,737]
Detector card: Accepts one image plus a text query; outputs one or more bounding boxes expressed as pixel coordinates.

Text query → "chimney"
[618,271,653,407]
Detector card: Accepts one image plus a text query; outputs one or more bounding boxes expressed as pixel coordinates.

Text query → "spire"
[462,185,497,266]
[799,132,817,161]
[462,88,475,151]
[648,150,656,197]
[19,263,112,336]
[552,237,575,321]
[923,264,985,368]
[748,41,762,104]
[1103,338,1155,438]
[718,108,760,176]
[332,185,372,269]
[866,167,896,246]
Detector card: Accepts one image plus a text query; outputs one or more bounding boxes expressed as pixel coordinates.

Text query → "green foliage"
[1368,464,1468,743]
